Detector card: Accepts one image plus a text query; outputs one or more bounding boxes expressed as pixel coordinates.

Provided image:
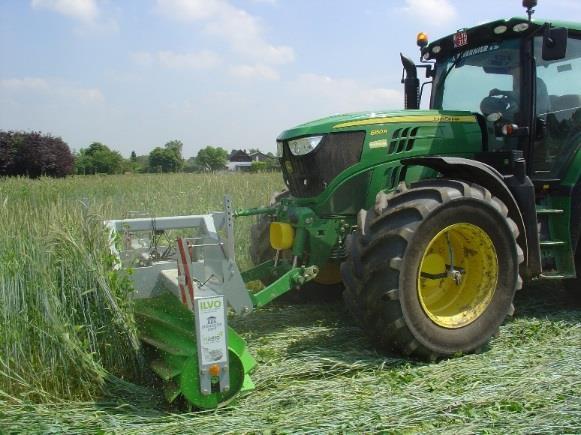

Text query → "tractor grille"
[280,131,365,198]
[388,127,420,154]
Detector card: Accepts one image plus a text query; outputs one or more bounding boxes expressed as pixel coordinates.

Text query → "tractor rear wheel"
[249,191,343,302]
[341,179,523,359]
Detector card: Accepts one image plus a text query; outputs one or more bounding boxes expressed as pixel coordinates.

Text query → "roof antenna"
[523,0,537,21]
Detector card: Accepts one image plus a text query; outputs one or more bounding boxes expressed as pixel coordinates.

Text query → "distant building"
[248,151,274,162]
[227,149,276,171]
[227,149,252,171]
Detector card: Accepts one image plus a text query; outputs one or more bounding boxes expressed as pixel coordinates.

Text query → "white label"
[195,296,228,366]
[369,139,388,149]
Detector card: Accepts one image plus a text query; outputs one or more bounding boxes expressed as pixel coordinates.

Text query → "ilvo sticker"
[195,296,228,367]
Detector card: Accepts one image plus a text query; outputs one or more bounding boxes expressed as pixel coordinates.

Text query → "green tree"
[266,152,280,171]
[75,142,123,174]
[134,154,149,173]
[149,147,181,172]
[147,140,184,173]
[164,140,184,171]
[164,140,183,155]
[130,151,137,162]
[250,161,268,172]
[183,156,202,173]
[195,146,228,171]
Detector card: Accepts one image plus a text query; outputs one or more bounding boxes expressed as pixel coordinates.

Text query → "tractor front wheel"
[341,179,523,359]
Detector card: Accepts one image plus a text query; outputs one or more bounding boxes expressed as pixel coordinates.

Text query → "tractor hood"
[277,109,480,199]
[277,109,477,140]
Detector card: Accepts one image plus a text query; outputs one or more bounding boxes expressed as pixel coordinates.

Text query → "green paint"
[250,266,318,308]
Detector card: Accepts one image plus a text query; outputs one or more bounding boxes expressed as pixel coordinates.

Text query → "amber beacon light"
[417,32,429,48]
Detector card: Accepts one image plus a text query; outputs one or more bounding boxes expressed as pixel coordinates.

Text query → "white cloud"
[30,0,119,35]
[0,78,51,92]
[554,0,581,10]
[156,0,294,65]
[131,50,222,70]
[156,0,221,20]
[67,87,104,104]
[158,50,222,70]
[0,77,104,104]
[31,0,99,22]
[401,0,457,26]
[229,64,279,80]
[130,52,155,68]
[292,73,401,113]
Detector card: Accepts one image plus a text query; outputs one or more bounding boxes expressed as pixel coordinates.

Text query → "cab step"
[539,273,567,279]
[539,240,567,247]
[536,208,564,215]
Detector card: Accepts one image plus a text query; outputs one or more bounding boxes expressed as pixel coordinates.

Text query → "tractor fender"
[401,156,529,270]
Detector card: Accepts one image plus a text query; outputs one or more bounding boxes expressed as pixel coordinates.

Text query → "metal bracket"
[104,197,254,314]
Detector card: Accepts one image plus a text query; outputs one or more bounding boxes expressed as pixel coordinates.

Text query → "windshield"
[432,38,522,122]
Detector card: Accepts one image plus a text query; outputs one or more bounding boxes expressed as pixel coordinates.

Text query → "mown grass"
[1,173,580,433]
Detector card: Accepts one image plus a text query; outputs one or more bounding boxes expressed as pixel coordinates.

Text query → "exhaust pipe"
[400,53,419,110]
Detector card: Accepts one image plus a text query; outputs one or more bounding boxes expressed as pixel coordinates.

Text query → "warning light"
[209,364,221,377]
[417,32,429,48]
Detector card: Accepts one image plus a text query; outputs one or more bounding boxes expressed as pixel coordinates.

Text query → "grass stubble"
[0,173,579,434]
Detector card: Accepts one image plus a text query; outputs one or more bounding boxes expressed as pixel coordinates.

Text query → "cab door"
[531,33,581,278]
[532,35,581,180]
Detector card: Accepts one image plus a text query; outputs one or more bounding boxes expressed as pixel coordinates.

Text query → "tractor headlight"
[276,140,284,157]
[288,135,324,156]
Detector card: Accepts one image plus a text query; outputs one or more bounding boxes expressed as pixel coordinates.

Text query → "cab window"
[533,36,581,178]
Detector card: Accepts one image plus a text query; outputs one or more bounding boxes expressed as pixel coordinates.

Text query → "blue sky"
[1,0,579,157]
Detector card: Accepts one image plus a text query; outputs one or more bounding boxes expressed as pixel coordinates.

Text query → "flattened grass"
[1,285,579,433]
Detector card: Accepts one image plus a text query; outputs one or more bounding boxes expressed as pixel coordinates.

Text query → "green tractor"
[107,2,580,409]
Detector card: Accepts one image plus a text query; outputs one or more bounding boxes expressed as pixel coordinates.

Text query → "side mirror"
[542,27,568,61]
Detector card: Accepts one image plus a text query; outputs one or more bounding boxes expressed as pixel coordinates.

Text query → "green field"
[1,173,580,434]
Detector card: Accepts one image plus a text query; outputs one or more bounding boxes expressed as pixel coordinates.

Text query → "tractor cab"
[414,17,581,180]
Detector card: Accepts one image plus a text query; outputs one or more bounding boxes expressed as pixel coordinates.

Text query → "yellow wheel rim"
[417,223,498,329]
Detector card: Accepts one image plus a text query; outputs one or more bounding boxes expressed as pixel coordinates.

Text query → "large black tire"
[248,191,343,302]
[249,210,277,268]
[341,179,524,360]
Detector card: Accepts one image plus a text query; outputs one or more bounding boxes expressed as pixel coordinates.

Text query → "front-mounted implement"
[105,197,319,409]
